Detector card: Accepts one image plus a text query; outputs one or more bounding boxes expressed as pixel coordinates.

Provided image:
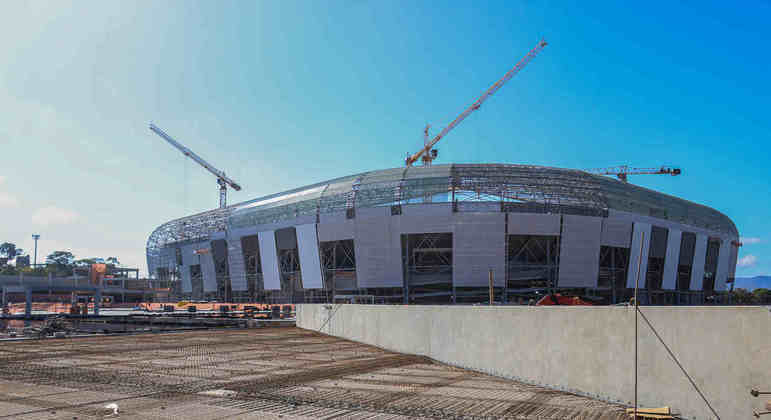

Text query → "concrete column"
[715,239,732,291]
[626,222,651,288]
[661,229,682,290]
[25,288,32,318]
[94,289,101,316]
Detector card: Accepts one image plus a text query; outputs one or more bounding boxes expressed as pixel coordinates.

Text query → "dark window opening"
[276,227,302,297]
[506,235,559,290]
[402,233,453,300]
[241,235,263,298]
[703,238,721,291]
[645,226,668,290]
[598,246,629,290]
[190,264,202,299]
[320,239,357,293]
[677,232,696,291]
[211,239,230,301]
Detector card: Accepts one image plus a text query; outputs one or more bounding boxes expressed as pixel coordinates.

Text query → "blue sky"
[0,1,768,276]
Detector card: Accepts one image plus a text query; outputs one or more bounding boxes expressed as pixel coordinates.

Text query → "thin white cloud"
[740,237,763,245]
[737,254,757,268]
[31,206,79,227]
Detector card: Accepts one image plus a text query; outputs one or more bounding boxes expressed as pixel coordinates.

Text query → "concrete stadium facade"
[147,164,739,304]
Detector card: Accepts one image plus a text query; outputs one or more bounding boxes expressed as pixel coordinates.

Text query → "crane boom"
[149,123,242,208]
[405,38,548,166]
[588,165,681,183]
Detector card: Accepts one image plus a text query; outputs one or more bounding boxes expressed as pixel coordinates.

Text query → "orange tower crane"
[405,39,548,167]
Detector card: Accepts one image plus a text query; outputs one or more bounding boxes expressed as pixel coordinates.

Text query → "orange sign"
[90,263,107,285]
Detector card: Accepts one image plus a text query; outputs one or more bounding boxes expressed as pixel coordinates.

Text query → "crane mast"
[406,38,548,166]
[149,123,242,209]
[588,165,682,183]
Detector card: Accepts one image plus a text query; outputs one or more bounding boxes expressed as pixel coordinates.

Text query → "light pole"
[32,234,40,267]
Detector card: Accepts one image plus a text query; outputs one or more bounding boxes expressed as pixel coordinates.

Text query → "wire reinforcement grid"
[0,328,627,419]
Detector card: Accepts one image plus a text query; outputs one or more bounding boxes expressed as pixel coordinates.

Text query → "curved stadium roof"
[147,164,738,269]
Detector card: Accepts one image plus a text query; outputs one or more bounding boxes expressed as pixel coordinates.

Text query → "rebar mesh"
[0,328,628,419]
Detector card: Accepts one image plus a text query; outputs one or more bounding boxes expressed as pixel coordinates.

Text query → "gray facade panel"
[297,224,323,289]
[457,202,500,213]
[715,240,731,291]
[398,204,455,234]
[661,229,681,290]
[259,231,282,290]
[728,243,738,281]
[453,213,506,287]
[626,223,652,288]
[317,219,354,241]
[180,243,205,293]
[159,247,176,271]
[354,211,402,288]
[200,252,217,292]
[559,215,602,288]
[601,219,632,248]
[507,213,561,236]
[319,212,348,225]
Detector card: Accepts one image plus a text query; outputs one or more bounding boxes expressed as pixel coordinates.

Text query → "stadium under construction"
[146,163,740,305]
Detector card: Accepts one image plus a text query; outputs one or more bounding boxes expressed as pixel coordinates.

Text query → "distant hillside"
[733,276,771,291]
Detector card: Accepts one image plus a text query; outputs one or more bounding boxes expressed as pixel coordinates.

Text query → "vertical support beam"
[488,269,494,305]
[627,223,651,288]
[296,224,324,289]
[690,234,708,291]
[715,239,731,291]
[95,289,101,316]
[258,230,281,290]
[662,229,682,290]
[25,288,32,318]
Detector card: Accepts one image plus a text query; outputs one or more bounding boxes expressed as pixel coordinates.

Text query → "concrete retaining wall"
[298,304,771,419]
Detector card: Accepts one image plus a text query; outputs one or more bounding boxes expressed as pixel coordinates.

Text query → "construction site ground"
[0,327,627,419]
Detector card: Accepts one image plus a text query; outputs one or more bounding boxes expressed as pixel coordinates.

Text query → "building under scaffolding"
[146,164,739,304]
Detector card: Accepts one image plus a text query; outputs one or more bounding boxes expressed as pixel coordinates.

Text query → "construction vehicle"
[588,165,681,183]
[149,123,242,208]
[23,314,74,338]
[535,293,597,306]
[405,39,548,167]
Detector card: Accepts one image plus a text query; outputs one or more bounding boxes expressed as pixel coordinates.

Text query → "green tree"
[753,288,770,304]
[46,251,75,275]
[0,265,17,275]
[0,242,17,259]
[730,288,756,304]
[106,257,120,267]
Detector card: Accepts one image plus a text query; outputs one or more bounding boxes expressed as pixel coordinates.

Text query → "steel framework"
[147,164,738,283]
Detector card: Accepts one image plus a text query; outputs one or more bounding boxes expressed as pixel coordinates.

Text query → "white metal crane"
[149,123,242,209]
[405,38,548,166]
